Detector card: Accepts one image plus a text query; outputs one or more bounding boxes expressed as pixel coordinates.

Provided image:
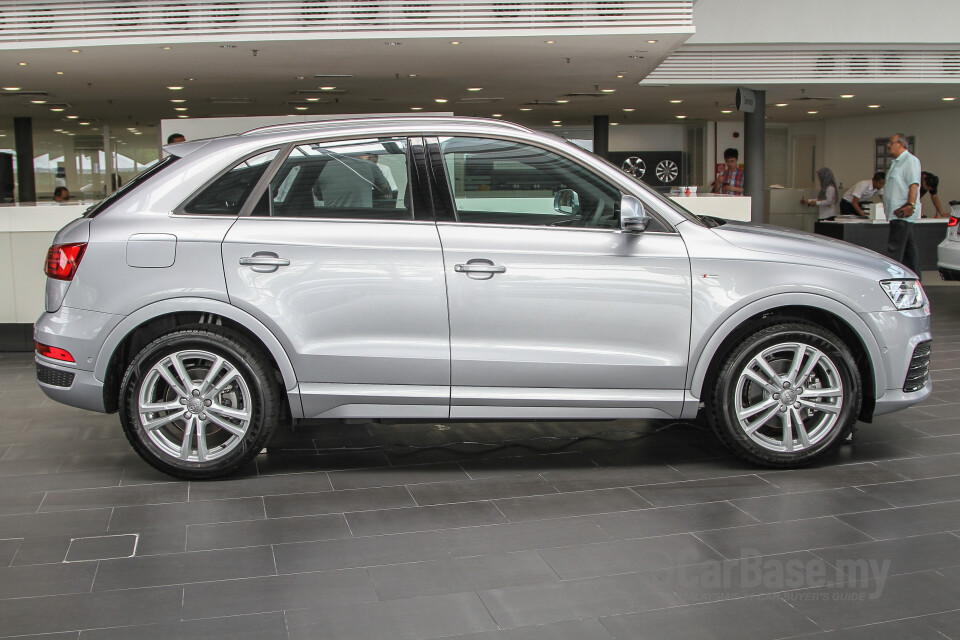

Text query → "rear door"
[220,137,451,419]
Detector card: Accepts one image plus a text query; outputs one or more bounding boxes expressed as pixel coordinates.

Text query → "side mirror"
[554,189,581,215]
[620,195,651,232]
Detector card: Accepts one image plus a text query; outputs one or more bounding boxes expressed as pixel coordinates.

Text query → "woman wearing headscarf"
[802,167,839,220]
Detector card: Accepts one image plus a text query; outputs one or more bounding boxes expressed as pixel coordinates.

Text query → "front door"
[431,136,692,419]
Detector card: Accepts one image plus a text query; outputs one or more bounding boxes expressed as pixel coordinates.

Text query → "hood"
[710,220,913,279]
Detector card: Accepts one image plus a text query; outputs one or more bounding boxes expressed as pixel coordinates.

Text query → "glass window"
[439,136,622,228]
[253,138,410,220]
[182,148,279,215]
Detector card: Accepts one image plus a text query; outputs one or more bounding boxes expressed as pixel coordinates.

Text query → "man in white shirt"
[840,172,885,217]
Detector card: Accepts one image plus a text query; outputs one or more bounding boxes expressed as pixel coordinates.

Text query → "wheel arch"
[96,298,300,416]
[690,293,883,422]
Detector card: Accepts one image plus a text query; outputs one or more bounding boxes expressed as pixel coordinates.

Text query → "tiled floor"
[1,285,959,639]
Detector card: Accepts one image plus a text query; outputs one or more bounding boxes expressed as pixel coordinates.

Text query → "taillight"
[36,342,75,363]
[44,243,87,281]
[949,216,958,227]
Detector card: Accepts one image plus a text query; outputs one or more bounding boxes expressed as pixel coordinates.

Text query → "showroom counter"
[668,193,751,222]
[814,217,948,271]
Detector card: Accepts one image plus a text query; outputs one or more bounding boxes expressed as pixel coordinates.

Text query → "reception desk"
[668,193,751,222]
[814,217,948,271]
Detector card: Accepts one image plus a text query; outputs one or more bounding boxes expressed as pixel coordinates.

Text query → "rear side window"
[84,155,179,218]
[182,149,279,215]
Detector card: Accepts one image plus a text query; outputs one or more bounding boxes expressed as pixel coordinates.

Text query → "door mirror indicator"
[621,195,651,232]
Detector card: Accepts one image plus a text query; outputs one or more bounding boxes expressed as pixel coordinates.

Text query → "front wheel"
[119,328,280,479]
[707,322,862,467]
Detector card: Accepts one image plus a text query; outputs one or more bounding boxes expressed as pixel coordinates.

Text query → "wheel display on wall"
[656,159,679,184]
[621,156,646,179]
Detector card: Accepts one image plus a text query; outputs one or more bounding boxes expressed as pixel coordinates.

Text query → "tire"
[119,328,280,479]
[707,321,861,467]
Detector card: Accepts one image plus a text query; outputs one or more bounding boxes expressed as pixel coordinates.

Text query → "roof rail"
[240,115,530,137]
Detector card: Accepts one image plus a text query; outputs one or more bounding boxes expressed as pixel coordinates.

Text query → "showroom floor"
[1,285,959,640]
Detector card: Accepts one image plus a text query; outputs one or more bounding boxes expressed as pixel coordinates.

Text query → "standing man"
[840,171,885,217]
[882,133,922,278]
[711,148,744,195]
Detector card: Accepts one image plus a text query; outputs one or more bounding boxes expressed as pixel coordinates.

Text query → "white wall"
[689,0,960,44]
[609,124,685,152]
[824,107,960,209]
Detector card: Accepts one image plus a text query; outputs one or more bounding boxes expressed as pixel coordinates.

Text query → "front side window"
[182,149,278,215]
[252,137,410,220]
[439,136,622,228]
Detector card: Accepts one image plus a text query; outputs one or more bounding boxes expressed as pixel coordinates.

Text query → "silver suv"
[36,117,932,479]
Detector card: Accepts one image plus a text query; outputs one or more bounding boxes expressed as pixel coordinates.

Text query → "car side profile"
[35,117,932,479]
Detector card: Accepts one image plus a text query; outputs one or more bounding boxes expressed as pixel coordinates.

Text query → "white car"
[938,201,960,280]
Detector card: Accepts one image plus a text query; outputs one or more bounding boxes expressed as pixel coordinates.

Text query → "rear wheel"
[119,328,280,479]
[707,321,861,467]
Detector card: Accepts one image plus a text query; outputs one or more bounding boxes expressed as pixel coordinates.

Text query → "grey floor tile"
[264,485,414,519]
[695,516,873,559]
[0,562,97,598]
[591,501,760,541]
[927,608,960,640]
[538,533,722,580]
[0,537,21,565]
[38,483,188,512]
[182,567,376,619]
[786,617,948,640]
[186,513,351,551]
[439,517,610,557]
[9,535,73,566]
[759,463,904,493]
[78,612,289,640]
[255,449,392,475]
[0,509,111,540]
[346,501,507,536]
[900,435,960,456]
[443,619,614,640]
[188,470,333,502]
[107,497,265,532]
[783,570,960,631]
[811,532,960,579]
[540,464,687,492]
[478,571,684,629]
[493,488,651,522]
[328,462,471,490]
[284,591,498,640]
[370,551,560,600]
[876,452,960,479]
[0,585,183,637]
[632,474,783,507]
[0,458,66,477]
[837,500,960,539]
[407,476,557,506]
[911,417,960,436]
[92,545,276,591]
[0,491,45,516]
[460,452,596,480]
[274,530,449,574]
[598,596,821,640]
[0,469,123,495]
[858,474,960,507]
[65,534,138,562]
[730,487,896,523]
[3,438,133,462]
[131,526,188,557]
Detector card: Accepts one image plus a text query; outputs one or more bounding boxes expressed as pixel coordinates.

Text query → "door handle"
[239,252,290,273]
[454,259,506,280]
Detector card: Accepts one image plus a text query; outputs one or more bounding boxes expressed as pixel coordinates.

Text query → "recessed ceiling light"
[601,89,616,93]
[71,49,81,53]
[467,88,483,92]
[622,108,635,112]
[178,115,189,118]
[492,113,502,117]
[167,86,183,90]
[79,121,90,125]
[306,97,319,102]
[30,100,46,104]
[407,74,418,77]
[56,71,64,75]
[840,94,854,98]
[942,97,956,101]
[133,131,142,135]
[868,104,881,108]
[553,124,561,127]
[556,99,569,104]
[721,109,732,114]
[648,40,658,44]
[410,106,423,110]
[294,106,307,110]
[544,40,556,44]
[519,108,532,111]
[775,103,788,107]
[616,74,624,79]
[320,86,336,90]
[435,98,448,103]
[162,46,171,50]
[670,99,682,103]
[174,107,188,111]
[3,87,20,91]
[50,107,64,112]
[127,127,137,131]
[551,120,561,124]
[65,115,78,119]
[449,41,460,45]
[18,62,27,66]
[170,99,186,103]
[611,122,619,126]
[807,110,818,114]
[676,115,687,119]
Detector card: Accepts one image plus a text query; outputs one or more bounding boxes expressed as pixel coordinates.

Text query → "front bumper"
[861,307,933,416]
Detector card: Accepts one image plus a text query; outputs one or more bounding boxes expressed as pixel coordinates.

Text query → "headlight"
[880,279,924,310]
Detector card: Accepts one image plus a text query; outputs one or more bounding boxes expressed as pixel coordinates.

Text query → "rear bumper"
[35,356,107,412]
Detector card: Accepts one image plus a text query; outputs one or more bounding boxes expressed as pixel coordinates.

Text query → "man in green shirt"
[882,133,922,279]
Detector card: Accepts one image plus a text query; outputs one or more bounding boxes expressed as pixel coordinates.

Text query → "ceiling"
[2,35,959,138]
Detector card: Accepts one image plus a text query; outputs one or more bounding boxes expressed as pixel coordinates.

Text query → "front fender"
[95,297,299,393]
[687,292,885,401]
